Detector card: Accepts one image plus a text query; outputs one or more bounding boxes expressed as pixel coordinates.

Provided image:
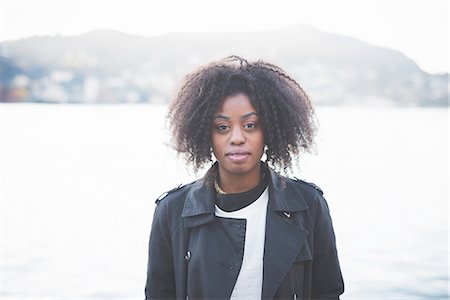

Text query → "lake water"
[0,104,448,299]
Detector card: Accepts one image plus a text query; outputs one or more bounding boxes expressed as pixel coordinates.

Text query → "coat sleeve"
[145,201,176,299]
[311,193,344,299]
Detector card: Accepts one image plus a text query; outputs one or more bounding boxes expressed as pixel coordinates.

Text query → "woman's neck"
[216,164,263,194]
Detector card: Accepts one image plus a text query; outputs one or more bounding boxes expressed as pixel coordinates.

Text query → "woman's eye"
[244,123,256,129]
[216,124,229,131]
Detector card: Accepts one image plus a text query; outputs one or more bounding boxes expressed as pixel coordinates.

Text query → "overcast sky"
[0,0,448,74]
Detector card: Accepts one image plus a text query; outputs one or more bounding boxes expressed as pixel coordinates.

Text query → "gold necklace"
[214,179,227,194]
[214,171,266,195]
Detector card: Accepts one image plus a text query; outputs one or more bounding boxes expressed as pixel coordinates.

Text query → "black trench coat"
[145,165,344,299]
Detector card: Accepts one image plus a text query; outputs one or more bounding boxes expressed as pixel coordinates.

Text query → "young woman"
[145,56,344,299]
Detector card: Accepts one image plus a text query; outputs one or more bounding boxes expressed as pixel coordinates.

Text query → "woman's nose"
[230,127,245,145]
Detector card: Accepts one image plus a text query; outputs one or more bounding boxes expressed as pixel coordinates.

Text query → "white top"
[215,187,269,299]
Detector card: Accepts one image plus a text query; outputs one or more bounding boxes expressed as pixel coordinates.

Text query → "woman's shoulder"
[151,181,197,229]
[280,175,327,208]
[155,181,196,206]
[286,177,335,218]
[290,177,324,196]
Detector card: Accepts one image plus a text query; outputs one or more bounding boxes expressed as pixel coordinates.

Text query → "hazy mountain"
[1,25,448,106]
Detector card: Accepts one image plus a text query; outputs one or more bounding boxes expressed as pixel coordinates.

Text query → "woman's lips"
[226,151,250,163]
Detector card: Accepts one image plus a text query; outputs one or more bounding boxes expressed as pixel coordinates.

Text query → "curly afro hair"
[167,55,317,173]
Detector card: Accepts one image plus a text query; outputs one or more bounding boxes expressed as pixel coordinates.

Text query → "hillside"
[1,25,447,106]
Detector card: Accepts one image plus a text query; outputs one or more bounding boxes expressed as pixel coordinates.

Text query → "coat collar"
[181,162,309,227]
[180,164,217,227]
[266,165,309,212]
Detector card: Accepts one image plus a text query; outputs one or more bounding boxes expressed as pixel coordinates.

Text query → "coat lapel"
[262,168,309,299]
[181,167,217,228]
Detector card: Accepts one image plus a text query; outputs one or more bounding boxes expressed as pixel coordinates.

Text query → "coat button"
[283,211,291,218]
[184,250,191,262]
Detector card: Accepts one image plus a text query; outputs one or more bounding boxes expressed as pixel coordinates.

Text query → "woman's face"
[211,93,265,178]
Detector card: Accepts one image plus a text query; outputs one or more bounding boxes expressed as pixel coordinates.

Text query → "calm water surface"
[0,104,448,299]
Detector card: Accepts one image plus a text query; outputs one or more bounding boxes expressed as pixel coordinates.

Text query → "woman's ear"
[261,145,269,162]
[210,147,217,161]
